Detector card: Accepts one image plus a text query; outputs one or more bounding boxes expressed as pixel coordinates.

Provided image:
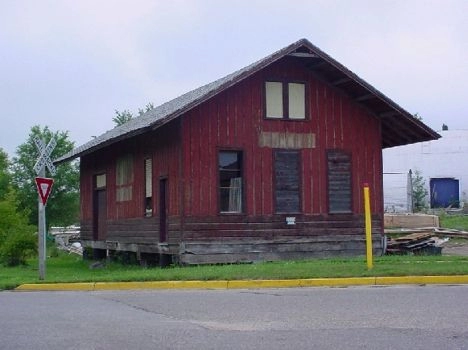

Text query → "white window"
[265,81,284,118]
[144,158,152,216]
[288,83,305,119]
[96,174,106,189]
[116,154,133,202]
[265,81,306,120]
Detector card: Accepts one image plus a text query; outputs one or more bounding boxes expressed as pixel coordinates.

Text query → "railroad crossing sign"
[33,136,57,280]
[33,137,56,176]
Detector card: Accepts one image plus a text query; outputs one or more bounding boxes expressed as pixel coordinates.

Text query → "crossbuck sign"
[33,137,57,176]
[33,136,56,280]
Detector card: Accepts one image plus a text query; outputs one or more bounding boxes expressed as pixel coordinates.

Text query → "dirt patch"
[443,239,468,256]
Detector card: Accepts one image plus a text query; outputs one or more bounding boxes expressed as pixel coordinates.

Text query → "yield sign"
[35,177,54,205]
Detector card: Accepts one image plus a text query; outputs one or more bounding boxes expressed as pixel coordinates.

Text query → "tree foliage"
[0,148,10,200]
[0,189,37,266]
[10,125,79,227]
[412,169,428,212]
[112,109,133,126]
[113,102,154,127]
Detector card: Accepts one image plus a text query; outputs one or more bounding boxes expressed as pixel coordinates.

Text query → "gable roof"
[55,38,439,164]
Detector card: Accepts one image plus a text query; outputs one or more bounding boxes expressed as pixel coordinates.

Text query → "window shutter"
[328,150,352,213]
[275,150,300,213]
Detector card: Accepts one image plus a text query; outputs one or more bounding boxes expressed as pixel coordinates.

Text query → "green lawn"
[440,214,468,231]
[2,252,468,290]
[2,214,468,291]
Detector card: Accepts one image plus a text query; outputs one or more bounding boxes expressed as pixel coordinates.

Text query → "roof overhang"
[55,38,439,164]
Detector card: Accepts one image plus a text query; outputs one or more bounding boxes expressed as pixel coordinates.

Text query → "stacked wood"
[386,232,441,255]
[385,227,468,238]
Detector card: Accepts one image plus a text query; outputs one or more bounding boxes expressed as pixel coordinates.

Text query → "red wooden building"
[56,39,439,264]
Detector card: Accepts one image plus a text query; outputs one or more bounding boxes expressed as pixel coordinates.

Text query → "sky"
[1,0,467,157]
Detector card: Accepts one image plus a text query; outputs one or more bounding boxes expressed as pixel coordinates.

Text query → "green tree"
[0,148,11,200]
[412,169,428,212]
[10,125,79,227]
[138,102,154,116]
[112,109,133,126]
[113,102,154,127]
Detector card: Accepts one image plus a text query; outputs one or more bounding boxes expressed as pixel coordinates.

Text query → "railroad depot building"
[56,39,439,264]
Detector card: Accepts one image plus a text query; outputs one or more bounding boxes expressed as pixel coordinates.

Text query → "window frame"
[218,149,244,214]
[264,80,308,120]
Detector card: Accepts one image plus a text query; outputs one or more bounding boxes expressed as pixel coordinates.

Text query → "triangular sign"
[35,177,54,206]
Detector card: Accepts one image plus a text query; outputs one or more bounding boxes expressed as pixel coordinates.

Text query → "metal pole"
[38,168,46,280]
[407,169,413,213]
[363,183,373,270]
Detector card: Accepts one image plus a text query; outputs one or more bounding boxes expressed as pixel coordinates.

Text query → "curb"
[15,275,468,291]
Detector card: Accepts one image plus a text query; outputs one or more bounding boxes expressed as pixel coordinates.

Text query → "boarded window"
[116,154,133,202]
[144,158,152,216]
[327,150,352,213]
[219,151,242,213]
[265,81,306,120]
[275,150,300,213]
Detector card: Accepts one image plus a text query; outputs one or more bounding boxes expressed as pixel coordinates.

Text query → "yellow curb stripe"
[14,275,468,291]
[299,277,376,287]
[228,279,302,289]
[93,280,229,290]
[15,283,95,291]
[376,275,468,285]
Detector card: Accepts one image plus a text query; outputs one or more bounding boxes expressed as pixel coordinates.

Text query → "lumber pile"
[385,227,468,238]
[386,232,442,255]
[385,227,468,255]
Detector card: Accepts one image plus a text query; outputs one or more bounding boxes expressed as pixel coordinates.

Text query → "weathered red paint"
[79,56,384,259]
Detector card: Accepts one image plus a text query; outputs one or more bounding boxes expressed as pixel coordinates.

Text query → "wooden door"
[93,189,107,241]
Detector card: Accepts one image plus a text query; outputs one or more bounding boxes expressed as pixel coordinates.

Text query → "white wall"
[383,129,468,211]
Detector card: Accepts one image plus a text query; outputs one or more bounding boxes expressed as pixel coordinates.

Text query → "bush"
[0,188,37,266]
[0,229,37,266]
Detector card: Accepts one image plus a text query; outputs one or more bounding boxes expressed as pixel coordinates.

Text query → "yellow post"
[363,183,373,269]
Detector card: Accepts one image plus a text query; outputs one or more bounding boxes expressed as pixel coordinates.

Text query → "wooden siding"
[179,214,383,264]
[80,120,182,247]
[181,56,383,219]
[79,55,385,262]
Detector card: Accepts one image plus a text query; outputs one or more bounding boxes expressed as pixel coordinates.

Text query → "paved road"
[1,285,468,350]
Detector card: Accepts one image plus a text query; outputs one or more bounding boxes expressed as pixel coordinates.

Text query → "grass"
[440,214,468,231]
[2,251,468,290]
[2,214,467,291]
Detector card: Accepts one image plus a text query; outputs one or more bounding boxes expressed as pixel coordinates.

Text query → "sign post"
[33,137,56,280]
[363,183,373,270]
